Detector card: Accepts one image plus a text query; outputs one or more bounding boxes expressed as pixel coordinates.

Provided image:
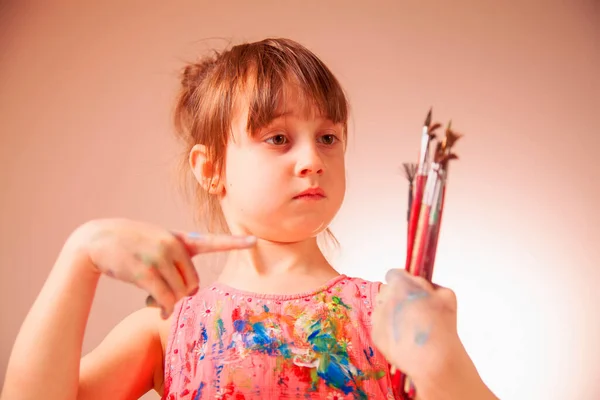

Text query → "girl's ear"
[189,144,224,195]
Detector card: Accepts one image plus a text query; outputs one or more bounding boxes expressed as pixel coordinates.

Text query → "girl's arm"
[2,219,254,400]
[77,307,169,400]
[0,239,164,400]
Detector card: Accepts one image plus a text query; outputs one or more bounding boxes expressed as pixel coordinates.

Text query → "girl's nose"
[295,146,325,177]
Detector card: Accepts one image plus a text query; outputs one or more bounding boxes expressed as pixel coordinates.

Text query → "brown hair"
[172,37,349,247]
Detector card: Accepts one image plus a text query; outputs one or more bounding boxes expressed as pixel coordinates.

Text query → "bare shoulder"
[78,306,174,400]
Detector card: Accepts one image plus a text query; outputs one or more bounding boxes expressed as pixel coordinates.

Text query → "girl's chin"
[253,223,331,243]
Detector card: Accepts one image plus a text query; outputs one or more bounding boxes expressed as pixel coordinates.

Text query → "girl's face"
[218,92,347,243]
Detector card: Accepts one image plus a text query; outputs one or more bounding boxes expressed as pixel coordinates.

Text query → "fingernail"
[245,236,257,244]
[145,295,159,308]
[161,307,170,319]
[187,232,203,239]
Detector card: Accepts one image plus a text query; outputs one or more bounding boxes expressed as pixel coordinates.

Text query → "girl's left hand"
[371,269,492,399]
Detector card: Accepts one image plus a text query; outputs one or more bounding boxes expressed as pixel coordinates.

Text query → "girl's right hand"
[70,218,257,318]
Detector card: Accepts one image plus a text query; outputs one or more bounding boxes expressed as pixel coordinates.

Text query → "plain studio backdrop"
[1,1,598,399]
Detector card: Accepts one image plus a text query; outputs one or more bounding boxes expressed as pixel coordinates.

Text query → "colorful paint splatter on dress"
[162,275,399,399]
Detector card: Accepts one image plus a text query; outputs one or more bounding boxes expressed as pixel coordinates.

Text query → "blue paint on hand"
[392,290,429,342]
[414,329,430,346]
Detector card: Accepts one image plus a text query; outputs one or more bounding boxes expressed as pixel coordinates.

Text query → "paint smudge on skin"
[134,252,158,269]
[133,271,146,281]
[414,328,430,346]
[392,290,429,342]
[88,229,114,243]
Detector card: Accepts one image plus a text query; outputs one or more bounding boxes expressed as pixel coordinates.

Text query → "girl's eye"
[265,134,288,145]
[319,134,338,145]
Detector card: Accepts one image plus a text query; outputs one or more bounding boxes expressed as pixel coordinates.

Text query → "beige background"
[1,1,599,399]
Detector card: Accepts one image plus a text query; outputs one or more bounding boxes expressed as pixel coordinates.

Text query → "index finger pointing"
[172,231,257,256]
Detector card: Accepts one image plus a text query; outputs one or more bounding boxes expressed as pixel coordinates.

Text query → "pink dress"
[162,274,400,399]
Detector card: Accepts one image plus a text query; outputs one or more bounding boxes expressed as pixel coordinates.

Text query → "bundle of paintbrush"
[390,108,462,399]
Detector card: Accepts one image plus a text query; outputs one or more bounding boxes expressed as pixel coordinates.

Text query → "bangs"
[227,39,349,137]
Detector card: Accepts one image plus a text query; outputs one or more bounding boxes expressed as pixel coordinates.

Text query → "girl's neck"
[217,236,340,295]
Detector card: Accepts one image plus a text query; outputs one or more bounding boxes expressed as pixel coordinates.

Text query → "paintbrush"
[391,112,462,399]
[404,109,437,272]
[401,119,462,399]
[420,123,461,280]
[390,111,438,397]
[402,163,418,234]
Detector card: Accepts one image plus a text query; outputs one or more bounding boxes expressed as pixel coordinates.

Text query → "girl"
[2,38,497,400]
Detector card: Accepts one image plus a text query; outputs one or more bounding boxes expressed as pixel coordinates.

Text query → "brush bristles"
[424,107,432,127]
[402,163,418,182]
[442,126,462,152]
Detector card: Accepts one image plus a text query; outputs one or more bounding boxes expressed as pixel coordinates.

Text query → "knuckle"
[444,290,458,308]
[439,286,456,299]
[436,288,458,310]
[445,287,457,297]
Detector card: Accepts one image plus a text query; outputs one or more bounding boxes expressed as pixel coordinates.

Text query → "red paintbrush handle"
[408,204,431,276]
[408,384,417,398]
[405,175,427,270]
[420,225,439,281]
[390,368,404,399]
[390,371,411,400]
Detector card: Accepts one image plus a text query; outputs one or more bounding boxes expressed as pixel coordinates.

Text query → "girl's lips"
[293,187,326,199]
[294,194,325,200]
